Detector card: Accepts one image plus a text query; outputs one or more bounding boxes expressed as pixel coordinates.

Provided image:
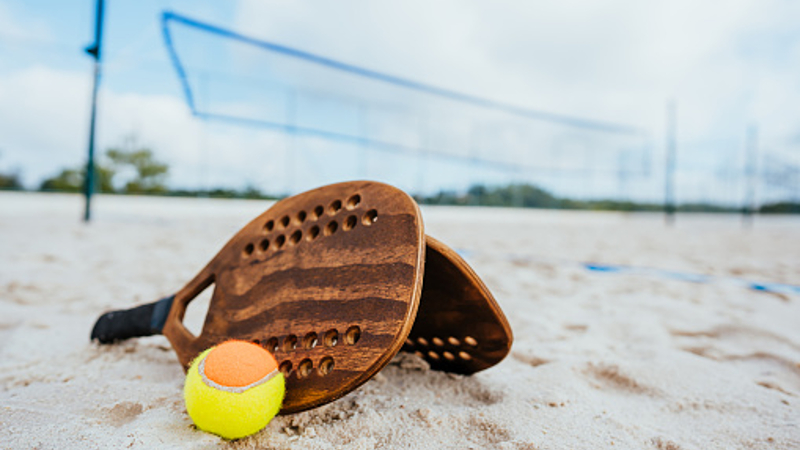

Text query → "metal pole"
[665,100,677,225]
[743,125,758,227]
[83,0,105,222]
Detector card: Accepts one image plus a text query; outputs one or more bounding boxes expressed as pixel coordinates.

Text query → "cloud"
[231,0,800,201]
[231,0,760,129]
[0,65,295,192]
[0,67,91,182]
[231,0,800,135]
[0,2,54,44]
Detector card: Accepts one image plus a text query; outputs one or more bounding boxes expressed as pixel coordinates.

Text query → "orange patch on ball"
[203,340,278,387]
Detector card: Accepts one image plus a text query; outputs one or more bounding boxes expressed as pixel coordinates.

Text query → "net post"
[83,0,105,222]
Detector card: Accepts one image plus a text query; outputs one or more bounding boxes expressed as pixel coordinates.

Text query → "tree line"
[0,145,797,212]
[0,140,275,199]
[417,184,739,212]
[39,146,168,194]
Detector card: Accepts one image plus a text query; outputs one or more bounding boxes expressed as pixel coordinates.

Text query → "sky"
[0,0,798,204]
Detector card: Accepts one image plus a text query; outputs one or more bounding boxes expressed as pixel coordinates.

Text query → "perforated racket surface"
[162,181,425,414]
[409,236,512,374]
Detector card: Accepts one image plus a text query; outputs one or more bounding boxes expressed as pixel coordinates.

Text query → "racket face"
[403,236,512,374]
[163,181,425,414]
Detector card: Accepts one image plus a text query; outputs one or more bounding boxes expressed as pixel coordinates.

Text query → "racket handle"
[91,295,174,344]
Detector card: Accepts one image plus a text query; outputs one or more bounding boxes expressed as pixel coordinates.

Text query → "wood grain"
[162,181,426,414]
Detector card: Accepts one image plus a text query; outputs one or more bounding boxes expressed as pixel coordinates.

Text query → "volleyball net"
[160,11,655,202]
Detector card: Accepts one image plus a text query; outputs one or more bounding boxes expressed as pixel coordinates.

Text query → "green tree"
[0,150,24,190]
[760,202,800,214]
[106,147,168,194]
[39,136,168,194]
[0,171,23,190]
[39,165,114,193]
[39,168,82,192]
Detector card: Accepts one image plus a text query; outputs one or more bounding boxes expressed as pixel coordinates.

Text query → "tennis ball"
[184,340,285,440]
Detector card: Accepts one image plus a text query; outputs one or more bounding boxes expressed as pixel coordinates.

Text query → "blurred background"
[1,0,799,215]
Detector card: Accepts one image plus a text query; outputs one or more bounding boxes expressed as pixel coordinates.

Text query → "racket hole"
[319,356,334,376]
[448,336,460,346]
[275,235,286,248]
[307,225,320,241]
[416,337,429,347]
[427,351,440,360]
[324,221,338,236]
[303,332,318,349]
[458,351,472,361]
[443,351,455,361]
[464,336,478,347]
[259,239,270,252]
[265,220,274,231]
[296,210,307,224]
[283,335,297,351]
[346,194,361,209]
[312,205,324,219]
[298,359,313,378]
[404,338,414,349]
[266,337,279,354]
[242,243,254,257]
[279,216,290,228]
[362,209,378,226]
[432,337,444,347]
[328,200,342,215]
[414,351,425,359]
[279,360,292,376]
[290,230,302,245]
[343,215,357,231]
[345,326,361,345]
[323,329,339,347]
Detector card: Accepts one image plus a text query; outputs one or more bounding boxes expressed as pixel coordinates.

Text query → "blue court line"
[160,11,646,135]
[458,249,800,296]
[582,262,800,296]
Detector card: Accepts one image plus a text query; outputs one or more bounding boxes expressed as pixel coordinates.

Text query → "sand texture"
[1,192,799,449]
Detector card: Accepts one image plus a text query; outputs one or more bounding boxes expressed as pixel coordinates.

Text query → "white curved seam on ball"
[198,356,280,394]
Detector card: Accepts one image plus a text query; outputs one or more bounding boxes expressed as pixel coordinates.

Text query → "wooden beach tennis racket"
[408,236,512,375]
[91,181,511,414]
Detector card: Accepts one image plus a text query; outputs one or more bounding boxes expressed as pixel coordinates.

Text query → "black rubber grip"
[90,296,174,344]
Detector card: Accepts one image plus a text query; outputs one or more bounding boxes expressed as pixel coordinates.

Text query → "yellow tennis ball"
[184,340,285,440]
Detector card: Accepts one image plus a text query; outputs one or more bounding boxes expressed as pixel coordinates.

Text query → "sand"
[1,191,798,449]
